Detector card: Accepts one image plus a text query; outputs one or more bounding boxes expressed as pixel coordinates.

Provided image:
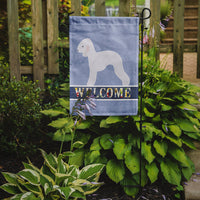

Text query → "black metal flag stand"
[139,7,151,191]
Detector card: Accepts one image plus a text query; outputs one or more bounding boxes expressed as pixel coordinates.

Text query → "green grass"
[105,0,119,7]
[137,0,145,5]
[105,0,145,7]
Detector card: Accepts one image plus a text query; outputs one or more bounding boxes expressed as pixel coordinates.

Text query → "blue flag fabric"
[69,16,139,116]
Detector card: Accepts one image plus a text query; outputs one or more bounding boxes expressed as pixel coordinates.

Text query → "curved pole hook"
[141,8,151,20]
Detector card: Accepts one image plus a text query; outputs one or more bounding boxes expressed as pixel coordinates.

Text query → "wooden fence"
[7,0,200,88]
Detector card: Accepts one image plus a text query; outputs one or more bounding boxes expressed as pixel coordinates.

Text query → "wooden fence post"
[197,0,200,78]
[173,0,185,77]
[71,0,81,16]
[47,0,59,74]
[7,0,21,81]
[95,0,106,16]
[119,0,130,16]
[150,0,160,61]
[32,0,45,89]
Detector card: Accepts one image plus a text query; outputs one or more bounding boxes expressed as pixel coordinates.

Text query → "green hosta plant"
[77,52,200,198]
[83,54,200,198]
[0,149,104,199]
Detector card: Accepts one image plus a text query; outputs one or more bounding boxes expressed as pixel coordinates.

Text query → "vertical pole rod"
[140,11,144,190]
[140,8,151,189]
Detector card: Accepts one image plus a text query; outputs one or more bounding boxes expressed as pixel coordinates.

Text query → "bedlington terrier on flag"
[77,38,130,86]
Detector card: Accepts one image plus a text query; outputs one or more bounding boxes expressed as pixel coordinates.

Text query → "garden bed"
[0,147,180,200]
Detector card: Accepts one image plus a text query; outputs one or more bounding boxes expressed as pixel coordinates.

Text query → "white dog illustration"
[77,38,130,86]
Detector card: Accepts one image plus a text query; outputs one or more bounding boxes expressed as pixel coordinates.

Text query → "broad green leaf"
[144,107,155,118]
[165,135,182,147]
[168,147,190,167]
[160,159,181,185]
[184,95,200,105]
[2,172,18,184]
[40,109,65,117]
[168,125,182,137]
[100,119,109,128]
[142,143,155,164]
[145,98,156,109]
[160,103,172,111]
[167,82,185,93]
[106,160,125,183]
[120,177,139,197]
[184,113,200,127]
[49,118,72,129]
[176,119,199,133]
[184,132,200,140]
[125,151,140,174]
[113,138,127,160]
[105,116,123,124]
[182,136,196,150]
[73,141,84,149]
[153,140,168,157]
[79,164,104,181]
[76,120,92,130]
[53,130,71,141]
[69,149,85,167]
[100,134,113,150]
[182,158,195,180]
[177,103,197,111]
[85,150,101,165]
[145,162,159,183]
[18,169,40,185]
[58,98,70,109]
[0,183,20,194]
[90,137,101,151]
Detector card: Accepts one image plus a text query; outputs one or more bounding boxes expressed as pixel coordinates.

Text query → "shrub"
[39,52,200,198]
[0,64,42,156]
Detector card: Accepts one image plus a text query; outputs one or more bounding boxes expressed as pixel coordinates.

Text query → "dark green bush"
[41,51,200,198]
[0,64,42,156]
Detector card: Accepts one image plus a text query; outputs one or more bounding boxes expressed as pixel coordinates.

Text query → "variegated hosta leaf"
[18,169,40,185]
[79,163,104,181]
[0,183,21,195]
[1,172,18,185]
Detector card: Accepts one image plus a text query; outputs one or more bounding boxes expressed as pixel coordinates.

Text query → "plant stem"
[59,129,65,154]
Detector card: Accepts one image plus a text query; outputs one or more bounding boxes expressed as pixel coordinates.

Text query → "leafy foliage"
[0,64,42,155]
[54,53,200,198]
[36,48,200,198]
[0,150,104,199]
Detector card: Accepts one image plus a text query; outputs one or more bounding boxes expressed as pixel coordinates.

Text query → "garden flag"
[69,16,139,116]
